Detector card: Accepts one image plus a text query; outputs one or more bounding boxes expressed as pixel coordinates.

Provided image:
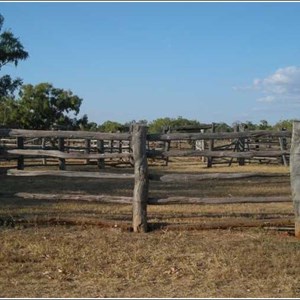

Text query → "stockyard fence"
[0,122,300,236]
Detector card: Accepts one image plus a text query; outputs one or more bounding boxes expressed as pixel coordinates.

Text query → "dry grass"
[0,158,299,298]
[1,228,300,298]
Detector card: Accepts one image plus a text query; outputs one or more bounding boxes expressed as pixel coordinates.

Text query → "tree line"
[84,118,294,134]
[0,14,295,134]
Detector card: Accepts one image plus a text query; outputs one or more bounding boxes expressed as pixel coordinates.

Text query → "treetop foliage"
[147,116,200,133]
[0,14,29,98]
[16,83,83,129]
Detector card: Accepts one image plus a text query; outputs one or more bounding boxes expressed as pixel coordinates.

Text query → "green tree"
[98,120,125,132]
[273,119,295,131]
[14,83,83,129]
[0,98,19,127]
[148,116,200,133]
[0,14,28,99]
[257,119,272,130]
[240,121,257,131]
[215,122,232,132]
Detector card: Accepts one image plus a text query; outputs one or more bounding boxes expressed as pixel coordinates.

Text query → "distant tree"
[98,120,125,132]
[215,122,232,132]
[257,119,272,130]
[72,114,99,131]
[85,121,98,131]
[273,119,295,131]
[0,14,28,99]
[240,121,257,131]
[12,83,83,129]
[137,119,148,126]
[148,117,172,133]
[148,116,200,133]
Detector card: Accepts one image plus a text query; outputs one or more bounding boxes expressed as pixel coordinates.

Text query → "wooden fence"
[0,127,291,168]
[0,125,297,234]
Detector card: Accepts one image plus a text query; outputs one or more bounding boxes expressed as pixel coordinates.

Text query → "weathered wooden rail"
[1,128,291,167]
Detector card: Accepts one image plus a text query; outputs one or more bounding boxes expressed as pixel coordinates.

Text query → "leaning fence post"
[290,121,300,238]
[132,124,148,232]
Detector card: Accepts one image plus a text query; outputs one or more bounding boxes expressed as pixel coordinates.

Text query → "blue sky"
[1,2,300,125]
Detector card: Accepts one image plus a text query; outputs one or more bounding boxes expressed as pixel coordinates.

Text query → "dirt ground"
[0,157,298,298]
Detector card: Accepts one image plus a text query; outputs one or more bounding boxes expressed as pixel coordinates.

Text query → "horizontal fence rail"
[147,149,290,158]
[6,149,132,160]
[147,130,291,141]
[0,129,131,140]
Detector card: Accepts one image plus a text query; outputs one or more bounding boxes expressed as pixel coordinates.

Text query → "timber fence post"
[290,121,300,238]
[132,123,148,232]
[58,137,65,170]
[238,124,246,166]
[17,137,24,170]
[207,122,215,168]
[41,138,47,165]
[97,140,105,169]
[164,126,171,166]
[279,128,288,166]
[85,139,91,165]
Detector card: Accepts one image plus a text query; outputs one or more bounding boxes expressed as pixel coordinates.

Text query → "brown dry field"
[0,157,299,298]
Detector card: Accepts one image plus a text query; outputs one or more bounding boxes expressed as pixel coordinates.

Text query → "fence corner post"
[132,123,148,233]
[290,121,300,238]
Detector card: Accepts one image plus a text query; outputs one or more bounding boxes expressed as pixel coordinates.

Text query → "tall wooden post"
[207,123,215,168]
[238,124,246,166]
[109,139,114,162]
[279,128,288,166]
[200,129,206,163]
[41,138,47,165]
[290,121,300,238]
[119,140,123,154]
[85,139,90,165]
[132,124,148,232]
[58,138,65,170]
[164,126,171,166]
[17,137,24,170]
[97,140,105,169]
